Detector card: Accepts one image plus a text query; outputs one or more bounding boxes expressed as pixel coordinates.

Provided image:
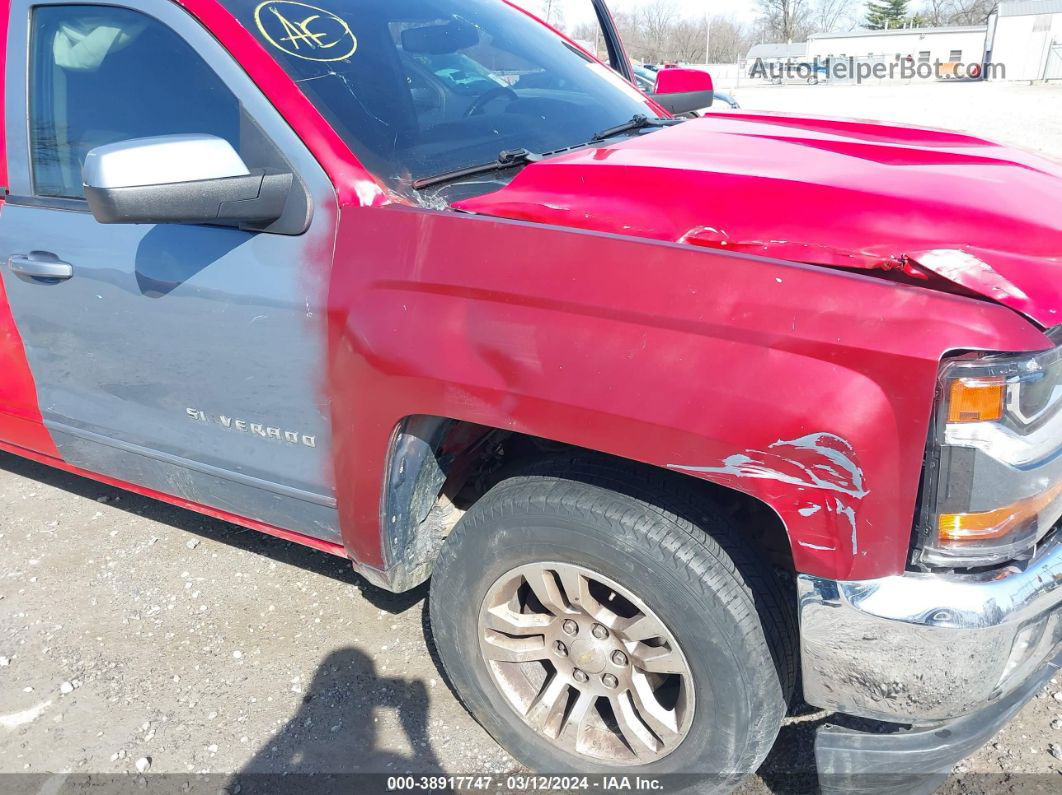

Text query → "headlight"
[915,330,1062,568]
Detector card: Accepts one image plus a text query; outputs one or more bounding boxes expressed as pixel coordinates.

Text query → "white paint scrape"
[669,432,868,499]
[669,431,869,552]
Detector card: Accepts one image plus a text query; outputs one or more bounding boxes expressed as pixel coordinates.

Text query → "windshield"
[221,0,653,189]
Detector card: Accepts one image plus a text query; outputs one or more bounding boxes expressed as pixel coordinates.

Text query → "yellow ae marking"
[254,1,358,62]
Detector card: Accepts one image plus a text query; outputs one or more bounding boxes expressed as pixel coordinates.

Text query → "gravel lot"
[718,80,1062,161]
[3,81,1062,793]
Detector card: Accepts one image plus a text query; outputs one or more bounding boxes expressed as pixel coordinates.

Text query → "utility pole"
[704,15,711,66]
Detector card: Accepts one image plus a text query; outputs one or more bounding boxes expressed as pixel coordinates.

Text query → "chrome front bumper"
[798,529,1062,723]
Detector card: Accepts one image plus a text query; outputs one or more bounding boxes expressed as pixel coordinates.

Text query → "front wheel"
[429,460,793,786]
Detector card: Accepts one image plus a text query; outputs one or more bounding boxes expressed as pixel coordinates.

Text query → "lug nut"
[602,673,619,689]
[611,650,628,666]
[562,619,579,636]
[573,669,589,684]
[591,623,609,640]
[554,641,568,657]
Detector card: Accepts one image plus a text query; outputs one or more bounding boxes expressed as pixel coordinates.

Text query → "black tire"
[429,457,793,787]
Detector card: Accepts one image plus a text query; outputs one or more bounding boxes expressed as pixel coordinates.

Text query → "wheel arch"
[356,414,795,593]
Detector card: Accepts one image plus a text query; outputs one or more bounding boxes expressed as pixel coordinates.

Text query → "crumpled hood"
[453,112,1062,327]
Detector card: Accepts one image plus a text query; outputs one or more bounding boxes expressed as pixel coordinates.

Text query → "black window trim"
[6,193,90,212]
[25,1,245,202]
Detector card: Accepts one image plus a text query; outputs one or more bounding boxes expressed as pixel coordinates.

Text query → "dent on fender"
[669,432,868,555]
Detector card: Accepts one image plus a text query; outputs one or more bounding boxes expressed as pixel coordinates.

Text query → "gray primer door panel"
[0,210,339,540]
[0,0,340,541]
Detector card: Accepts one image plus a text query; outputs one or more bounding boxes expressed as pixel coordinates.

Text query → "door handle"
[8,252,74,281]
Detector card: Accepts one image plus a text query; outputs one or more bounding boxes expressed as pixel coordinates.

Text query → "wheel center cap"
[570,638,607,674]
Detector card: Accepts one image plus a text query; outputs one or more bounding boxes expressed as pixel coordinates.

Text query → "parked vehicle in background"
[633,63,662,88]
[760,60,832,84]
[710,91,739,108]
[1,0,1060,792]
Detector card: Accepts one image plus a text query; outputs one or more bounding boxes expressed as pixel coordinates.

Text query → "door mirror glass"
[83,135,292,228]
[651,68,714,116]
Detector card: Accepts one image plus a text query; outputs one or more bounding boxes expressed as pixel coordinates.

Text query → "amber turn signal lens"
[939,480,1062,543]
[946,376,1005,424]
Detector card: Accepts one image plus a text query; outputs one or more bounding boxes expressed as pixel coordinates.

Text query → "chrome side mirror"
[83,134,293,229]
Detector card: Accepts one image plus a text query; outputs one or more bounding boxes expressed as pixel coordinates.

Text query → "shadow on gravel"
[0,451,426,613]
[2,451,846,791]
[235,646,443,780]
[753,708,823,794]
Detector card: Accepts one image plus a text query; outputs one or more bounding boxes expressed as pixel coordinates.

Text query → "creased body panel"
[327,206,1049,581]
[454,114,1062,327]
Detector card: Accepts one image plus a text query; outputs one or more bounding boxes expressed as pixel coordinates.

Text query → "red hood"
[454,112,1062,328]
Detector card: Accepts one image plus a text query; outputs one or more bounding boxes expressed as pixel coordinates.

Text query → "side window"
[29,5,240,199]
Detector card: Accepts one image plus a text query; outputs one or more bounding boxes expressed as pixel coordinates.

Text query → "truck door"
[0,0,341,541]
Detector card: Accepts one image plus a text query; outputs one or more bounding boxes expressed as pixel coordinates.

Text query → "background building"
[989,0,1062,80]
[806,26,988,68]
[744,41,808,68]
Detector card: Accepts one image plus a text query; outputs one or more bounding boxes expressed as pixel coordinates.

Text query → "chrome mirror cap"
[82,134,249,189]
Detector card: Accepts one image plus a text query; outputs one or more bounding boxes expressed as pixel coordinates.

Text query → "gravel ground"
[3,450,1062,793]
[716,80,1062,161]
[3,81,1062,793]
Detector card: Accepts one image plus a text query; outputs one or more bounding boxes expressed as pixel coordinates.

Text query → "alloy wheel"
[477,562,695,764]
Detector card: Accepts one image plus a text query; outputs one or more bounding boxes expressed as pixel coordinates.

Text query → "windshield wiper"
[411,116,681,191]
[590,114,682,143]
[413,148,543,190]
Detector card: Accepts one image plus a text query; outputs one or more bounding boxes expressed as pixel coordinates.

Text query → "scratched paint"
[669,432,869,499]
[669,432,869,553]
[833,497,859,555]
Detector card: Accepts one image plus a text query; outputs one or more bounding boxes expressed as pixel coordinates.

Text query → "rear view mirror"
[401,20,478,54]
[82,134,293,229]
[651,67,714,115]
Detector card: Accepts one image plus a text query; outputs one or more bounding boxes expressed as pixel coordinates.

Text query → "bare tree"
[560,1,757,66]
[756,0,813,42]
[920,0,950,25]
[708,17,758,62]
[515,0,567,30]
[812,0,858,32]
[638,0,679,62]
[915,0,996,25]
[943,0,996,24]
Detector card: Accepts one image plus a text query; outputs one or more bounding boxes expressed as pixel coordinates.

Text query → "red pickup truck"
[1,0,1060,789]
